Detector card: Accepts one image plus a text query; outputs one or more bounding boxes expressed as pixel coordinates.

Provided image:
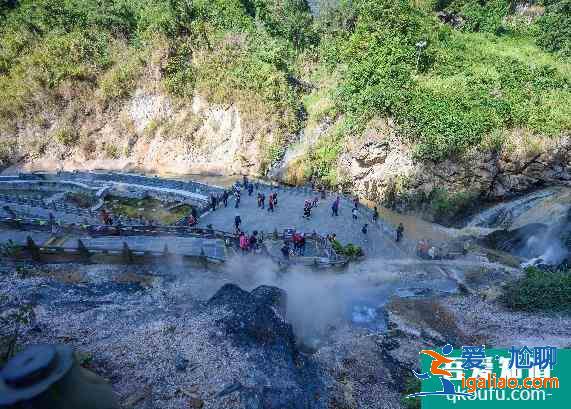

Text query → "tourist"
[331,201,338,217]
[239,232,248,254]
[312,196,319,208]
[292,232,301,255]
[268,194,274,213]
[220,191,227,207]
[210,195,216,211]
[248,183,254,196]
[234,190,241,208]
[100,208,110,225]
[352,207,358,220]
[249,231,258,250]
[396,222,404,242]
[272,192,278,207]
[234,214,242,230]
[243,175,248,187]
[428,246,437,260]
[299,234,306,256]
[51,220,59,235]
[257,192,262,208]
[353,197,359,209]
[281,242,290,260]
[362,223,368,236]
[373,206,379,223]
[417,240,429,259]
[303,200,312,219]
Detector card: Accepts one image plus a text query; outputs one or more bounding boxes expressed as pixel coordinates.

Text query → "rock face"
[337,121,571,211]
[5,90,272,176]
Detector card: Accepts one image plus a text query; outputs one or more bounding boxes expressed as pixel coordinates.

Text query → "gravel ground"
[0,261,402,409]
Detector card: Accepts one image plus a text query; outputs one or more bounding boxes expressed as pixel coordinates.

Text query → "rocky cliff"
[272,115,570,223]
[4,88,277,177]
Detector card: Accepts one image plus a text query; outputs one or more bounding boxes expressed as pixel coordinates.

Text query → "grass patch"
[66,192,96,208]
[503,267,571,312]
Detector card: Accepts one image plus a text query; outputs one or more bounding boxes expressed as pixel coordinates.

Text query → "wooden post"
[122,242,134,264]
[26,236,41,261]
[77,239,90,261]
[200,247,208,269]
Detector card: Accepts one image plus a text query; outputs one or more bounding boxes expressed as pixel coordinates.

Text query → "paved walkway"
[199,185,407,258]
[0,175,410,259]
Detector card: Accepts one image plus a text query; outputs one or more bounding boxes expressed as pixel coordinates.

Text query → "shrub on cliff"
[503,267,571,312]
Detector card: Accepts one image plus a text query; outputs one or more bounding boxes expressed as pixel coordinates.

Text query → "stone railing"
[44,171,224,196]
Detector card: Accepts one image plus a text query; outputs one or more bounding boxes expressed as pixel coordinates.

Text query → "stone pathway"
[200,185,407,259]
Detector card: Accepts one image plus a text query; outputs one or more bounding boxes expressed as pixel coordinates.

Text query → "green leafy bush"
[331,239,363,258]
[427,188,478,224]
[401,373,421,409]
[503,267,571,312]
[536,0,571,56]
[434,0,513,33]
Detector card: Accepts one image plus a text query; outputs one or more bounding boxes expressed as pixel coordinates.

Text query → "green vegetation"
[331,239,363,258]
[104,195,193,224]
[0,0,315,161]
[0,0,569,184]
[401,373,421,409]
[537,0,571,56]
[425,188,478,224]
[503,267,571,312]
[313,0,570,168]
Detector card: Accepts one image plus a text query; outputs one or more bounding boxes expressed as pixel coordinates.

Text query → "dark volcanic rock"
[250,285,287,316]
[206,284,326,409]
[208,284,296,351]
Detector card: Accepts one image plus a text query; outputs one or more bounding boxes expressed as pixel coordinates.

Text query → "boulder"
[208,284,296,351]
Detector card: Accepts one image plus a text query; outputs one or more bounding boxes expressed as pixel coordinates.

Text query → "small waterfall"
[466,189,559,229]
